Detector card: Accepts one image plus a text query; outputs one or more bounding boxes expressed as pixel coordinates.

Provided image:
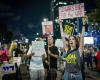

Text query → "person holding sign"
[44,36,59,80]
[0,44,9,62]
[59,16,86,80]
[26,38,46,80]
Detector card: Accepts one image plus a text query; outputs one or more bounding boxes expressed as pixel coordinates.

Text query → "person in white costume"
[27,38,46,80]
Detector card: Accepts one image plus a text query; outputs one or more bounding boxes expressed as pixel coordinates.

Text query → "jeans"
[30,69,45,80]
[64,71,83,80]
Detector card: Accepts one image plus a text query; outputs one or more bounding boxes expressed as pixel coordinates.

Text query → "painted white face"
[69,36,76,48]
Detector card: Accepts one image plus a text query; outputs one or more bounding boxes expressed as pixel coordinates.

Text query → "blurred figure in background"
[0,44,9,62]
[93,47,98,69]
[96,46,100,74]
[86,48,93,70]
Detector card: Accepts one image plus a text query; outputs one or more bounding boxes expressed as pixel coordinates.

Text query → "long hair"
[69,36,79,49]
[65,37,70,49]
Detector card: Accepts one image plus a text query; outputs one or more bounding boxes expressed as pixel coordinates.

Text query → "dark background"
[0,0,96,40]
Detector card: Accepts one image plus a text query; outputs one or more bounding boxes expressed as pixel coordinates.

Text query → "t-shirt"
[49,46,59,69]
[44,45,59,69]
[13,48,22,57]
[0,49,9,61]
[63,49,82,73]
[96,51,100,61]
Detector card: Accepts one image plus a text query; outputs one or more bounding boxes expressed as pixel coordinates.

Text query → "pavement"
[85,68,100,80]
[85,62,100,80]
[56,62,100,80]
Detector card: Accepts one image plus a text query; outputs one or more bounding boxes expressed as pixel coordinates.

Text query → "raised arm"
[79,16,86,54]
[59,19,67,50]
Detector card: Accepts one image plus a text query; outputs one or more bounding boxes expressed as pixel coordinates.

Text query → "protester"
[62,36,83,80]
[96,46,100,74]
[0,44,9,61]
[26,38,46,80]
[59,17,86,80]
[45,36,59,80]
[86,49,93,70]
[12,43,23,57]
[93,47,98,69]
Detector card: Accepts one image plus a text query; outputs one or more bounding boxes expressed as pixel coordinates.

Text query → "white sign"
[42,21,53,35]
[55,39,63,48]
[25,38,29,43]
[84,37,94,45]
[59,3,84,19]
[13,57,21,66]
[0,63,16,75]
[32,41,46,56]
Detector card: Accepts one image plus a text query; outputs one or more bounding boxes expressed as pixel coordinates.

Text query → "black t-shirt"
[43,45,59,69]
[13,48,22,57]
[49,46,59,69]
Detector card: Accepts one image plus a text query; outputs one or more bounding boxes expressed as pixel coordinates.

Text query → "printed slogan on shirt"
[65,54,76,64]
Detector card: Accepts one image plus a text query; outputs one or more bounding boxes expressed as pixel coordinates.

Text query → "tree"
[0,24,13,43]
[0,24,7,42]
[87,0,100,23]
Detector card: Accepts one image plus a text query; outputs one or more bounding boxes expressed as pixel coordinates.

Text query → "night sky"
[0,0,96,39]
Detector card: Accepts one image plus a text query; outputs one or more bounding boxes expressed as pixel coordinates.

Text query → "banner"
[0,63,16,75]
[31,41,46,56]
[42,21,53,35]
[59,3,84,19]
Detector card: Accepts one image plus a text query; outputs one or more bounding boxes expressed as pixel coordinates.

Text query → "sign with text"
[32,41,46,56]
[59,3,84,19]
[42,21,53,35]
[0,63,16,75]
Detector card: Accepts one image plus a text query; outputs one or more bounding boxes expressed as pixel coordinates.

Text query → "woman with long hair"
[59,17,86,80]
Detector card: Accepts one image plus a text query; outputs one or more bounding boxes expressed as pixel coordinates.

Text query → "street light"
[63,2,67,5]
[43,18,48,22]
[55,19,58,23]
[36,32,39,36]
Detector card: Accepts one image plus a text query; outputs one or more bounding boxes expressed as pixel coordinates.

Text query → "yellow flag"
[9,41,14,56]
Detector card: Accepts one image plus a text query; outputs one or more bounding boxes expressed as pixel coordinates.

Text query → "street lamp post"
[75,0,80,34]
[50,0,55,21]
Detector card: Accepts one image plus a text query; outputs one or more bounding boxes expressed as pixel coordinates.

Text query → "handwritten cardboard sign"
[31,41,46,56]
[59,3,84,19]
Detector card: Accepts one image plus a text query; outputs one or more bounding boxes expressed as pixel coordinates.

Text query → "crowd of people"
[0,20,100,80]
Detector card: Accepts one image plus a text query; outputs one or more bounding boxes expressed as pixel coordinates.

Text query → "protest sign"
[55,39,63,48]
[0,63,16,75]
[42,21,53,35]
[59,3,84,19]
[13,57,21,66]
[31,41,46,56]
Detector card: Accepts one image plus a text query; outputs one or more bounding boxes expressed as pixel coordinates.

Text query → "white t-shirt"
[27,44,46,70]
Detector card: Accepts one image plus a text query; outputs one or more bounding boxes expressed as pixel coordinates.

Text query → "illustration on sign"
[42,21,53,35]
[63,23,74,37]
